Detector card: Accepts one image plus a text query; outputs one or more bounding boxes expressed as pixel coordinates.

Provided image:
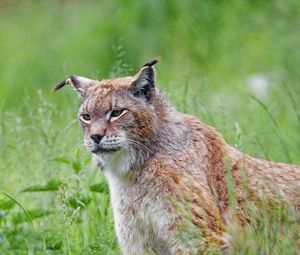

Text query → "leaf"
[0,191,33,225]
[83,157,92,166]
[72,162,81,173]
[89,182,108,194]
[13,209,53,224]
[21,180,63,192]
[51,157,71,165]
[0,196,16,210]
[68,194,91,209]
[45,234,62,250]
[75,148,81,159]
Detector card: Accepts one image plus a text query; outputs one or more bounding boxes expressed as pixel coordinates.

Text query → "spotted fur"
[53,59,300,254]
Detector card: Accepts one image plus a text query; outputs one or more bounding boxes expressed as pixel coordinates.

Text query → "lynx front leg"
[118,237,153,255]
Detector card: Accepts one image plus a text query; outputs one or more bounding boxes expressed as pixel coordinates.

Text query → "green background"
[0,1,299,254]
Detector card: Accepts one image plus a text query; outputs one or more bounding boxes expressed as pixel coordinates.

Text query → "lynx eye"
[109,109,127,121]
[110,110,123,117]
[80,113,91,123]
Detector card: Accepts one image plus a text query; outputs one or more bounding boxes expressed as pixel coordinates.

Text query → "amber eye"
[80,113,91,123]
[110,109,124,118]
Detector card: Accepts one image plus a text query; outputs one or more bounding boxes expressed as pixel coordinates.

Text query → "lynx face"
[53,58,160,174]
[79,84,156,157]
[79,87,135,154]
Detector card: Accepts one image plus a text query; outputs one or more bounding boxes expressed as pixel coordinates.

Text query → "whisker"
[72,141,86,152]
[127,139,153,154]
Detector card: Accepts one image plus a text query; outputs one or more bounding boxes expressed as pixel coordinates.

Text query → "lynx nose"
[90,134,103,144]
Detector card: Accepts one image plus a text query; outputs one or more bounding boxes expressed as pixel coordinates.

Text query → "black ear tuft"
[129,57,160,101]
[51,75,98,97]
[52,79,68,92]
[142,56,160,68]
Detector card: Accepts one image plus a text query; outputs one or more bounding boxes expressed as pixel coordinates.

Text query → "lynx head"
[53,58,161,174]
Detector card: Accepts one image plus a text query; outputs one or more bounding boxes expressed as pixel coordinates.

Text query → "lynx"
[53,58,300,254]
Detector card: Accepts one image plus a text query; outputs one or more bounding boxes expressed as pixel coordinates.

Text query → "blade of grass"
[281,81,300,130]
[250,94,292,163]
[0,191,34,226]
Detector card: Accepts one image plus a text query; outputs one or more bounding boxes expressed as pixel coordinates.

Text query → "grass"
[0,0,300,254]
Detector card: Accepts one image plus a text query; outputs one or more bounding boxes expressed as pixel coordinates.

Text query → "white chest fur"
[94,149,132,175]
[94,151,179,254]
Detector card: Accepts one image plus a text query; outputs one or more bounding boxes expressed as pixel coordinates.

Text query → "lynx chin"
[53,58,300,254]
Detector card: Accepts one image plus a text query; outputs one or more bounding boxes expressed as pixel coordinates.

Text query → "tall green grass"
[0,1,300,254]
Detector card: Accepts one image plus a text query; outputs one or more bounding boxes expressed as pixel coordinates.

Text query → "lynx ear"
[52,75,98,97]
[129,57,160,101]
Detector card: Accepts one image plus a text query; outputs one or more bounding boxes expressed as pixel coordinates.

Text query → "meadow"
[0,0,299,254]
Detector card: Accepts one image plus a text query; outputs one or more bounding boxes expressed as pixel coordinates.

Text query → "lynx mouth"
[92,147,121,154]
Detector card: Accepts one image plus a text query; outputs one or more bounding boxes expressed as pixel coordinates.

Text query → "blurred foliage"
[1,0,300,104]
[1,0,300,162]
[0,0,300,254]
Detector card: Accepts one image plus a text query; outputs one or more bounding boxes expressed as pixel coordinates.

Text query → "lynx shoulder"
[53,58,300,254]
